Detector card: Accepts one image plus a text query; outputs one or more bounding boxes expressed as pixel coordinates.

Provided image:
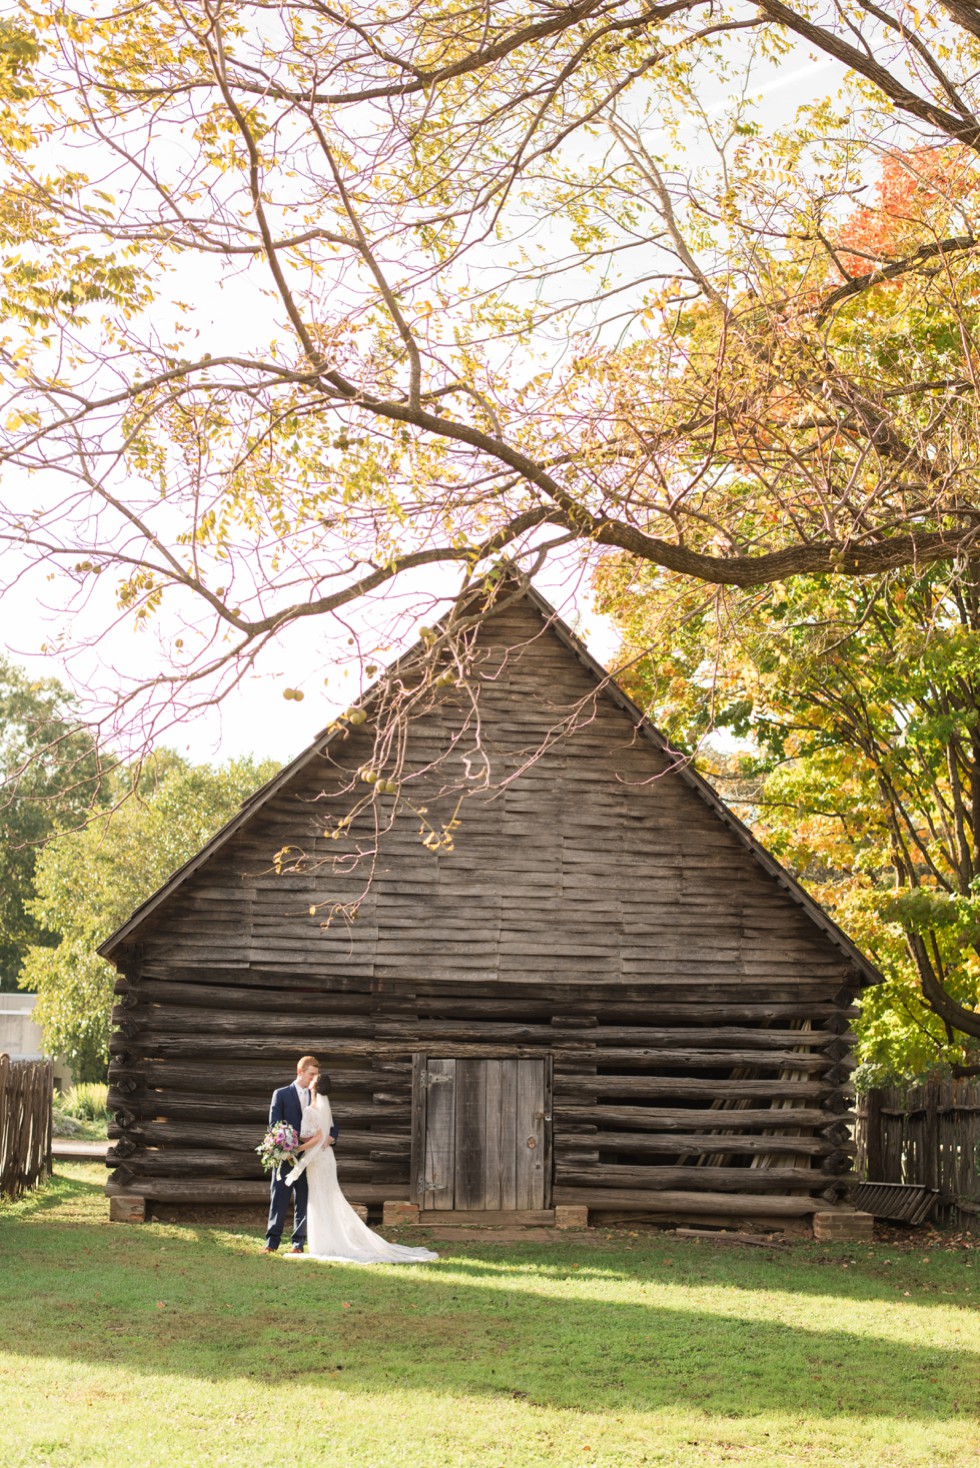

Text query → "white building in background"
[0,993,71,1086]
[0,992,44,1057]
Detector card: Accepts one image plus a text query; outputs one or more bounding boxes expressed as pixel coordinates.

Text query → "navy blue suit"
[265,1083,339,1251]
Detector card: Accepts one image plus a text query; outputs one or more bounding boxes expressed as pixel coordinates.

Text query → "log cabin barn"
[101,579,880,1233]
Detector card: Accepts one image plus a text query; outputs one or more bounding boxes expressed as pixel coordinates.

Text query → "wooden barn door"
[412,1056,552,1212]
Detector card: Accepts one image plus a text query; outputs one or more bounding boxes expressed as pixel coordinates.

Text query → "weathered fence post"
[0,1054,54,1199]
[854,1091,867,1181]
[0,1053,9,1196]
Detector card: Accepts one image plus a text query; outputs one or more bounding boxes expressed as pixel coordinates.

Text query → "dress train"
[283,1104,438,1265]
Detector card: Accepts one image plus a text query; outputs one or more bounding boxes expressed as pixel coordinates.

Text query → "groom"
[263,1055,339,1254]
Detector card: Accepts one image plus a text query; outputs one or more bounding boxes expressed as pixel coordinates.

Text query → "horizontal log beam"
[374,1020,847,1049]
[111,1006,377,1040]
[556,1047,832,1072]
[122,974,858,1012]
[555,1165,821,1194]
[555,1104,854,1131]
[110,1035,552,1063]
[109,1032,845,1073]
[107,1150,395,1180]
[108,1062,381,1092]
[555,1075,839,1099]
[554,1162,821,1197]
[113,1120,409,1152]
[554,1132,850,1158]
[553,1187,821,1217]
[105,1178,409,1204]
[411,998,860,1024]
[116,976,375,1012]
[115,1011,855,1048]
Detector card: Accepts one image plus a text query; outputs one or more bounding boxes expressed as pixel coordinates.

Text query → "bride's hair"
[312,1072,331,1095]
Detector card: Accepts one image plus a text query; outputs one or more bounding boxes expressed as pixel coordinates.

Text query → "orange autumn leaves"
[834,147,978,283]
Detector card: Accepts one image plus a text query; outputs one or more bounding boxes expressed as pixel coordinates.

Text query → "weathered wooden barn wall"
[104,589,873,1224]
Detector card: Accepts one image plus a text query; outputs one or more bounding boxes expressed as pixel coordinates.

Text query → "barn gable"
[102,584,878,1229]
[101,586,877,986]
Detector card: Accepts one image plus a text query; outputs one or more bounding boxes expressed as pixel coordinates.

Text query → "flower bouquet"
[256,1121,301,1174]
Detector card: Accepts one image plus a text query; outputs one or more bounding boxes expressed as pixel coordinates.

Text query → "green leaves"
[0,658,101,992]
[0,18,41,101]
[21,752,277,1078]
[883,886,980,943]
[598,559,980,1076]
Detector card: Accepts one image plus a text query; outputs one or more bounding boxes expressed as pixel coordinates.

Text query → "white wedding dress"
[282,1096,438,1265]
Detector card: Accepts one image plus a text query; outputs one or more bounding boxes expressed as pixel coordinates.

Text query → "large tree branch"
[756,0,980,151]
[908,931,980,1039]
[99,0,701,108]
[7,340,980,593]
[816,233,979,324]
[939,0,980,42]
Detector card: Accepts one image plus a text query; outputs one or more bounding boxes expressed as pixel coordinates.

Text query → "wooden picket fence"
[856,1079,980,1228]
[0,1054,53,1198]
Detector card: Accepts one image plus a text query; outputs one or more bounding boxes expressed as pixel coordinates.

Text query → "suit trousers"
[266,1166,309,1249]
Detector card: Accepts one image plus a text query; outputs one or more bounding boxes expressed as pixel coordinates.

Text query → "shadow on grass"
[437,1243,964,1310]
[0,1170,106,1218]
[0,1177,975,1423]
[9,1166,971,1310]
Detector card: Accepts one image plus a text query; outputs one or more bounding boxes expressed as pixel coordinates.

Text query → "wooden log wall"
[106,968,859,1215]
[856,1080,980,1229]
[0,1054,53,1199]
[104,595,870,1220]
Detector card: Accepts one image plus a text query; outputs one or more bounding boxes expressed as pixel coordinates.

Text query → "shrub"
[50,1110,86,1139]
[58,1082,109,1122]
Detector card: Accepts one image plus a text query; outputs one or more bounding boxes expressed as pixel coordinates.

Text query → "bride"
[283,1073,438,1265]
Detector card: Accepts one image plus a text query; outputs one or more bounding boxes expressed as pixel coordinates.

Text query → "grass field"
[1,1164,978,1468]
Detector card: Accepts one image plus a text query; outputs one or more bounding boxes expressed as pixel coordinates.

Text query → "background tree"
[0,1,977,762]
[592,141,980,1066]
[21,752,276,1079]
[595,556,980,1075]
[0,657,103,991]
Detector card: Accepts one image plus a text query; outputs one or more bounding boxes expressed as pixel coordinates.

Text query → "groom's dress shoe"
[261,1245,278,1254]
[289,1245,304,1254]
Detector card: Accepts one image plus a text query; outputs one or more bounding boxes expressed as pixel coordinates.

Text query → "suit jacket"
[269,1084,339,1145]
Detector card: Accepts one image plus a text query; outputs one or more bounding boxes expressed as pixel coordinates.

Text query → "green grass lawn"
[1,1165,978,1468]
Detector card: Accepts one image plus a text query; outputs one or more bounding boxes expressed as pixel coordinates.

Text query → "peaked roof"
[98,581,882,986]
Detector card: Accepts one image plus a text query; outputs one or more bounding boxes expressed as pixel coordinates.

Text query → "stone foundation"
[555,1205,589,1229]
[109,1194,147,1223]
[383,1201,421,1226]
